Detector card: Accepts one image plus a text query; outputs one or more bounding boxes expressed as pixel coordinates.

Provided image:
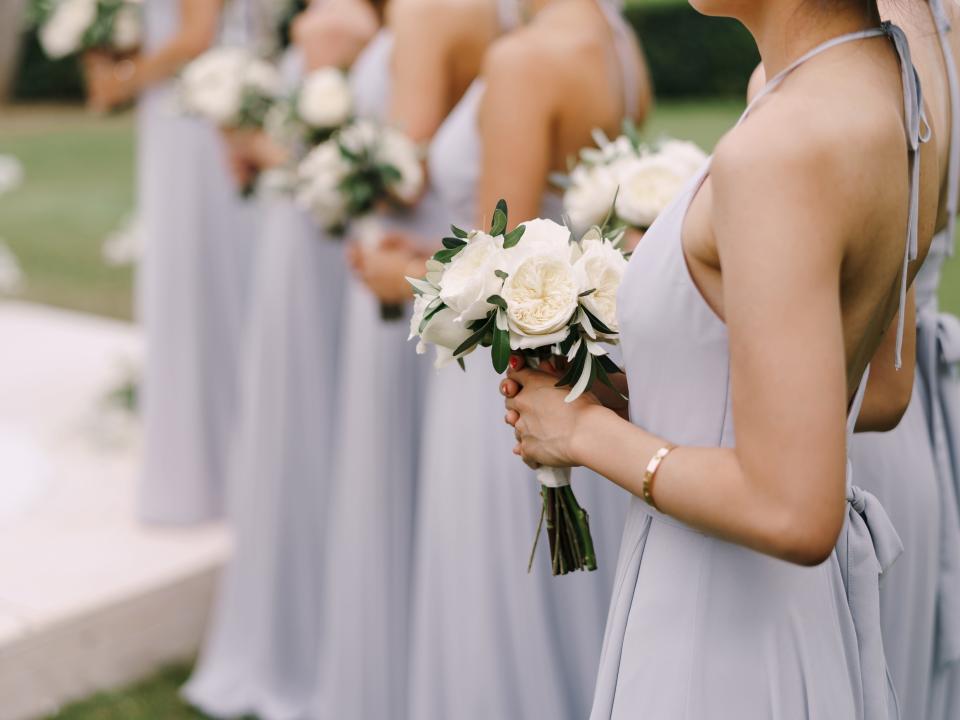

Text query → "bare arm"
[507,128,860,566]
[476,40,554,227]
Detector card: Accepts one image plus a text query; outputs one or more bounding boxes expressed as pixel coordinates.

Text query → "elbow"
[765,501,844,567]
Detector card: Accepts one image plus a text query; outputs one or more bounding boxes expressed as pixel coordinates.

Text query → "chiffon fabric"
[307,30,449,720]
[592,24,925,719]
[406,3,643,718]
[182,47,346,719]
[137,0,257,524]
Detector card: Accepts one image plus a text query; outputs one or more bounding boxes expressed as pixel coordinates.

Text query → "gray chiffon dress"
[591,24,925,719]
[406,4,641,719]
[137,0,257,524]
[306,30,449,720]
[182,47,346,719]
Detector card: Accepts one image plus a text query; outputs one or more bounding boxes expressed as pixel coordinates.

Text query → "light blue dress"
[592,25,922,719]
[306,30,449,720]
[851,4,960,719]
[406,5,640,719]
[137,0,257,524]
[182,47,346,720]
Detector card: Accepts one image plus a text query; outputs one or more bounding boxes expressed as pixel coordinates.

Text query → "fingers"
[508,354,525,371]
[504,409,519,427]
[499,378,520,398]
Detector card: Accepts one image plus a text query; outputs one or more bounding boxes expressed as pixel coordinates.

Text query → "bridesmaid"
[502,2,939,718]
[744,5,960,715]
[87,0,257,524]
[358,2,650,718]
[181,2,381,717]
[308,0,511,716]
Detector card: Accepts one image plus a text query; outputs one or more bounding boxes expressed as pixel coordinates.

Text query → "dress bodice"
[144,0,256,51]
[348,29,394,123]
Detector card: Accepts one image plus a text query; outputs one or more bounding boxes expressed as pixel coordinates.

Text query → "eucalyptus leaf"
[442,237,467,249]
[486,294,507,310]
[454,315,494,357]
[492,326,511,374]
[451,225,468,239]
[502,224,525,249]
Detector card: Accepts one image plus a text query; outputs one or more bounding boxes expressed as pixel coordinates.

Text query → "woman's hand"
[85,55,138,112]
[349,232,425,303]
[502,358,603,468]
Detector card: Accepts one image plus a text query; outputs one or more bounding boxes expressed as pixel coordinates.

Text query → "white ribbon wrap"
[353,214,384,251]
[537,466,571,488]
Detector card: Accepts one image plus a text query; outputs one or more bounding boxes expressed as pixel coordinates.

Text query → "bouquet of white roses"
[266,67,353,151]
[296,118,423,319]
[559,122,707,235]
[407,200,629,575]
[35,0,142,59]
[180,47,282,130]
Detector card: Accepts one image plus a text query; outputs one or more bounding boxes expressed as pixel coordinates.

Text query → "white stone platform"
[0,303,229,720]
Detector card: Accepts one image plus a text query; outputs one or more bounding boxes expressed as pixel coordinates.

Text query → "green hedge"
[13,3,759,101]
[625,4,759,98]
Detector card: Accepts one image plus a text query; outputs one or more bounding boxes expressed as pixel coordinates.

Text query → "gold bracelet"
[642,443,676,511]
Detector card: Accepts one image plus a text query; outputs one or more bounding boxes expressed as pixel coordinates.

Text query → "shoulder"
[389,0,494,41]
[296,0,379,43]
[482,22,573,101]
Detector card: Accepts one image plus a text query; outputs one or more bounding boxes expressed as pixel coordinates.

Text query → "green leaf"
[555,343,588,389]
[457,357,466,371]
[597,353,623,375]
[594,360,628,401]
[451,225,468,239]
[494,269,509,280]
[454,314,495,357]
[578,288,596,298]
[442,237,467,249]
[490,207,508,237]
[486,294,507,310]
[502,224,525,249]
[491,325,511,374]
[433,245,466,263]
[419,301,448,333]
[581,305,616,336]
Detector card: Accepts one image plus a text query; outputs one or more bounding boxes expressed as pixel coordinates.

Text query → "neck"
[741,0,881,78]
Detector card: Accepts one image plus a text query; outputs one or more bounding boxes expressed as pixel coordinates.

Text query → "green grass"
[0,104,135,320]
[48,664,210,720]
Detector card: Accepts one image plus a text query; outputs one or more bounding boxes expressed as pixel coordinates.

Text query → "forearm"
[572,405,840,565]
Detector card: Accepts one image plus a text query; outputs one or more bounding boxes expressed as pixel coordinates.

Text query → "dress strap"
[930,0,960,254]
[847,366,871,438]
[595,0,644,118]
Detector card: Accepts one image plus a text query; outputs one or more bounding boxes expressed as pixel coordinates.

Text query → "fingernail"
[509,356,519,370]
[500,382,508,396]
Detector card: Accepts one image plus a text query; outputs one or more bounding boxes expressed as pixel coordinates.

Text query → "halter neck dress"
[407,4,643,719]
[592,24,925,720]
[923,3,960,718]
[181,34,348,716]
[136,0,257,524]
[305,29,449,720]
[850,3,960,719]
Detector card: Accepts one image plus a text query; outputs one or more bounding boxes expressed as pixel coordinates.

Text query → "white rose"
[502,254,578,350]
[111,2,142,52]
[337,119,379,156]
[181,48,248,124]
[243,58,282,97]
[40,0,97,59]
[296,141,350,228]
[438,231,504,324]
[573,235,627,332]
[614,153,691,229]
[497,218,572,273]
[297,68,352,129]
[410,296,474,369]
[563,163,619,234]
[377,129,423,202]
[657,139,708,176]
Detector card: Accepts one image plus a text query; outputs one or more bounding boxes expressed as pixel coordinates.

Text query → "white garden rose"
[614,153,691,229]
[243,58,282,97]
[657,139,708,176]
[502,254,578,350]
[297,68,352,129]
[563,163,619,234]
[40,0,97,59]
[181,48,248,124]
[573,233,628,332]
[438,231,504,323]
[410,295,474,368]
[296,141,351,228]
[378,129,423,202]
[337,119,379,156]
[111,2,142,52]
[497,218,573,272]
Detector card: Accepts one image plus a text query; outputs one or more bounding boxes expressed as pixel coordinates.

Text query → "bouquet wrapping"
[36,0,142,59]
[558,122,708,235]
[407,201,629,575]
[296,119,424,320]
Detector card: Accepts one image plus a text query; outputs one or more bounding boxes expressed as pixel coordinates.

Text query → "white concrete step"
[0,302,229,720]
